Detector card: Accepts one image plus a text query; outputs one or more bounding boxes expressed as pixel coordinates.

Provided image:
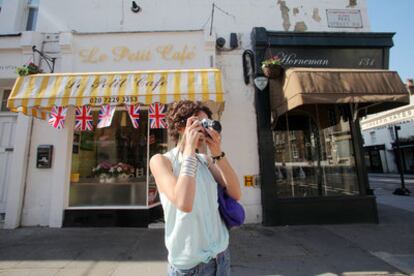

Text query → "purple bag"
[217,184,245,229]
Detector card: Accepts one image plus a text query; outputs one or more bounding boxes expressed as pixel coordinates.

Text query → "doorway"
[0,89,17,214]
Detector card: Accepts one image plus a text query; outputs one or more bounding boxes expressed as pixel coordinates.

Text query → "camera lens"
[211,121,222,133]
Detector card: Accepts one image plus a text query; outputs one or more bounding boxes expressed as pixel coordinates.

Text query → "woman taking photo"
[150,100,241,276]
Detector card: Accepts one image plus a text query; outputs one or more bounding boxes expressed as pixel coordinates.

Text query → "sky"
[368,0,413,82]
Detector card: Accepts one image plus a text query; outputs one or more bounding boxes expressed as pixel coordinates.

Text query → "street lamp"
[393,125,411,196]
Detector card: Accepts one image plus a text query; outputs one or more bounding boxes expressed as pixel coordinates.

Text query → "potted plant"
[92,161,111,183]
[15,62,43,76]
[261,55,283,79]
[110,162,135,182]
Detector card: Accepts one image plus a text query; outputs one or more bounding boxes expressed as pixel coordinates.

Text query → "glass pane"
[70,110,152,207]
[274,115,320,198]
[1,90,11,112]
[28,0,39,6]
[319,107,359,196]
[274,106,360,198]
[26,8,38,31]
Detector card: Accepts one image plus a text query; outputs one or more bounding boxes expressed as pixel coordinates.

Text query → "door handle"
[5,148,14,152]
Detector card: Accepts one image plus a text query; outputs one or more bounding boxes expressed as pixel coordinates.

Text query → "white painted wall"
[0,0,371,36]
[34,0,371,35]
[0,0,28,34]
[1,0,372,227]
[20,113,73,227]
[216,50,262,222]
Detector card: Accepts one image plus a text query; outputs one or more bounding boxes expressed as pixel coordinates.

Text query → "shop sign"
[327,9,363,28]
[361,107,414,130]
[73,31,208,71]
[272,47,383,69]
[254,76,268,90]
[79,45,196,65]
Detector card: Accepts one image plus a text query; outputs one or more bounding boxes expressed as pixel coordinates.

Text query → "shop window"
[273,105,360,198]
[69,108,168,207]
[388,127,395,140]
[26,0,39,31]
[0,90,11,112]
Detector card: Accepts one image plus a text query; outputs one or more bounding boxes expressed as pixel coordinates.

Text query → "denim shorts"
[167,248,231,276]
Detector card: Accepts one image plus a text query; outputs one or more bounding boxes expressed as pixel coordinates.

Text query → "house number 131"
[359,58,376,67]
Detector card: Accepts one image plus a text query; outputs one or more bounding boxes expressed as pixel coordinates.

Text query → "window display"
[273,105,359,198]
[70,108,168,207]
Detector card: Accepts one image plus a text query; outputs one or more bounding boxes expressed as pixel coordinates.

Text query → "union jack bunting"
[97,105,116,128]
[75,106,94,131]
[48,106,67,129]
[125,104,140,128]
[149,103,167,129]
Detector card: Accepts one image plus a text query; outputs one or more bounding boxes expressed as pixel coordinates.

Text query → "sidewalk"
[1,202,414,276]
[369,173,414,180]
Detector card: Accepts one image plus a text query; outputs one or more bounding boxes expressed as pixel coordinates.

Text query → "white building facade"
[361,94,414,174]
[0,0,387,228]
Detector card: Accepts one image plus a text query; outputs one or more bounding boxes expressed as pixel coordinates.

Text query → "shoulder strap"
[196,153,211,168]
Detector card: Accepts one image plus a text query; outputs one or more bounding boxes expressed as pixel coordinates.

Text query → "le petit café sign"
[73,31,208,71]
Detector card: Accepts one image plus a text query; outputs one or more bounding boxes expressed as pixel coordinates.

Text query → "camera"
[200,118,222,134]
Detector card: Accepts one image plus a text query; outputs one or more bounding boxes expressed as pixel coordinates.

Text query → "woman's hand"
[183,116,203,156]
[205,127,242,201]
[205,128,222,156]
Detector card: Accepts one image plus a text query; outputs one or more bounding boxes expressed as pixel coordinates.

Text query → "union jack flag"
[48,106,67,129]
[125,104,140,128]
[149,103,167,129]
[97,105,116,128]
[75,106,94,131]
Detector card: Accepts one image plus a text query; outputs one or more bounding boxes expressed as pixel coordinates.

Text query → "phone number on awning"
[89,96,140,104]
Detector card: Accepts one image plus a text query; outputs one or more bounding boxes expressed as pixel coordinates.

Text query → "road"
[369,173,414,194]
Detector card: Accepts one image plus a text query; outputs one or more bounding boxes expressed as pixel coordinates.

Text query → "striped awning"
[7,69,224,119]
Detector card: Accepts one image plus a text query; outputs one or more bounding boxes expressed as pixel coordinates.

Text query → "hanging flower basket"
[15,62,43,76]
[261,56,283,79]
[262,64,283,79]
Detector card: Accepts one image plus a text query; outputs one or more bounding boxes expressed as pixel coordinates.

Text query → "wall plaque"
[327,9,363,28]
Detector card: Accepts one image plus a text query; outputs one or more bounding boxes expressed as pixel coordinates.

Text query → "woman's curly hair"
[167,100,212,142]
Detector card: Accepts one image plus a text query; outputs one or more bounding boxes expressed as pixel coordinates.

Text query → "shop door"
[0,114,17,213]
[368,149,383,173]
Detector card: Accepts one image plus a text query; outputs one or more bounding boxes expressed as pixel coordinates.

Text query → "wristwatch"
[212,152,225,163]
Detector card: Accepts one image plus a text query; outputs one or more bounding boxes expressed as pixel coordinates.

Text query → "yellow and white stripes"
[7,69,224,119]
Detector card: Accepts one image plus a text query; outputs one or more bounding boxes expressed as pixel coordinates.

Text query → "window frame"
[67,106,169,209]
[25,0,39,31]
[0,89,13,113]
[273,107,361,199]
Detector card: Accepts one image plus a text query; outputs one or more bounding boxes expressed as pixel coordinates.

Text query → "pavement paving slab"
[1,178,414,276]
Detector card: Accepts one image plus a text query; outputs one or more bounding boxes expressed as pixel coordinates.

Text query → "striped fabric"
[7,69,224,119]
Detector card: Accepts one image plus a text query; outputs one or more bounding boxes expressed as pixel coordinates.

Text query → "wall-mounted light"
[131,1,141,13]
[242,50,256,85]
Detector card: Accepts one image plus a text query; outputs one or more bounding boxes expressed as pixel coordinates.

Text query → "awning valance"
[271,68,409,117]
[7,68,224,119]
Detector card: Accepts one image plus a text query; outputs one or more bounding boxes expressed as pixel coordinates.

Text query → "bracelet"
[212,152,225,163]
[180,155,198,177]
